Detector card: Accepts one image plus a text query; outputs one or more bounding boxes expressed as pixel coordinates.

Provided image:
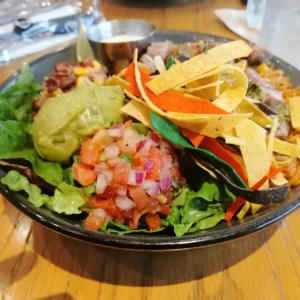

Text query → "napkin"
[0,4,79,65]
[214,8,260,44]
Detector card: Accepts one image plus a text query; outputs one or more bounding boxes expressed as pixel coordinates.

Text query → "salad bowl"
[1,30,300,251]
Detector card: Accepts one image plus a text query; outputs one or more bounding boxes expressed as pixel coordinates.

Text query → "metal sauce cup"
[87,19,156,74]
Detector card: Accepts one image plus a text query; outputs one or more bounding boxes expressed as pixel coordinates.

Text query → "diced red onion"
[159,140,172,154]
[136,138,153,156]
[116,187,127,196]
[107,124,125,137]
[123,128,144,153]
[115,196,136,210]
[142,179,160,196]
[92,208,107,218]
[102,169,113,182]
[104,142,121,159]
[160,176,172,190]
[127,170,146,185]
[143,157,156,172]
[149,132,160,144]
[94,162,108,173]
[160,155,172,177]
[96,174,108,194]
[107,157,124,167]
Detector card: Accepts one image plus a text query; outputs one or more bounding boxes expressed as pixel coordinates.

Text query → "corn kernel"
[257,62,269,73]
[76,76,84,87]
[92,60,102,69]
[73,67,89,76]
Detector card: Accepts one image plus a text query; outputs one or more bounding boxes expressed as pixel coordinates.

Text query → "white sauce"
[100,34,144,43]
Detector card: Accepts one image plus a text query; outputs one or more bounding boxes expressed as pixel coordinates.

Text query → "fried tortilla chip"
[235,119,269,187]
[166,112,252,138]
[146,40,253,95]
[288,96,300,131]
[271,138,300,158]
[185,64,248,112]
[120,99,153,128]
[236,97,272,127]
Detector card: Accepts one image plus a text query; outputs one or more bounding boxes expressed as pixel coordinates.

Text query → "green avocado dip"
[32,83,125,163]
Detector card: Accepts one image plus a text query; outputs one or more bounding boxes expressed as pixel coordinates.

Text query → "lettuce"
[0,150,65,186]
[164,183,234,236]
[0,62,42,155]
[1,170,85,214]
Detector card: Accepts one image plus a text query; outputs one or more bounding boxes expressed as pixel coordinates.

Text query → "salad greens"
[0,62,41,155]
[0,61,287,237]
[2,170,85,214]
[150,111,288,205]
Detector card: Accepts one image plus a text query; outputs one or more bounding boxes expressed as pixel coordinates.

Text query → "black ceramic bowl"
[1,30,300,251]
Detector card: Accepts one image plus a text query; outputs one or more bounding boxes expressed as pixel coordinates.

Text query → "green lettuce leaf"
[0,62,42,155]
[1,170,85,214]
[0,150,65,186]
[150,111,247,188]
[165,182,234,236]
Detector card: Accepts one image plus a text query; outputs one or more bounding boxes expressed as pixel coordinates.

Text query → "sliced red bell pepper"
[200,136,248,186]
[124,62,228,115]
[224,197,246,222]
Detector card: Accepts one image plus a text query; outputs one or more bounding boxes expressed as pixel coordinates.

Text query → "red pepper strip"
[224,197,246,222]
[124,62,228,114]
[217,139,242,157]
[180,127,205,148]
[125,62,146,98]
[250,166,286,190]
[225,166,286,222]
[200,136,248,186]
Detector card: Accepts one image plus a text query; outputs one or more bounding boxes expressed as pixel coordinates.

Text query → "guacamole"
[32,83,125,163]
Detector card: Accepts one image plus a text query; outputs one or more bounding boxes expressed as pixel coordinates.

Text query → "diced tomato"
[72,162,97,186]
[170,166,181,179]
[128,208,143,229]
[96,186,117,199]
[73,121,186,232]
[144,213,162,230]
[118,127,142,154]
[84,213,105,231]
[80,138,99,166]
[162,188,173,204]
[146,197,160,212]
[128,186,149,210]
[159,203,171,216]
[90,197,123,218]
[80,129,113,166]
[133,155,145,168]
[112,162,131,187]
[145,148,162,180]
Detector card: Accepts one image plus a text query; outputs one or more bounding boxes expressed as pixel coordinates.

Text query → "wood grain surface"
[1,1,300,299]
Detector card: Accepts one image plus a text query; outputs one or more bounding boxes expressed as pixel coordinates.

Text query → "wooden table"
[1,0,300,299]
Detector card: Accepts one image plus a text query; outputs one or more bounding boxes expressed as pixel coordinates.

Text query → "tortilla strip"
[166,112,252,138]
[288,96,300,131]
[146,40,253,95]
[185,64,248,112]
[104,75,129,90]
[236,97,272,127]
[120,99,153,128]
[212,65,248,112]
[235,119,269,187]
[271,138,300,158]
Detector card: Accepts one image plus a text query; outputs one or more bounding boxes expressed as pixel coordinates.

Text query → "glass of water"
[259,0,300,70]
[246,0,267,30]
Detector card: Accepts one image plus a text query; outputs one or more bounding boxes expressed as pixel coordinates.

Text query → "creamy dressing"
[100,34,144,43]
